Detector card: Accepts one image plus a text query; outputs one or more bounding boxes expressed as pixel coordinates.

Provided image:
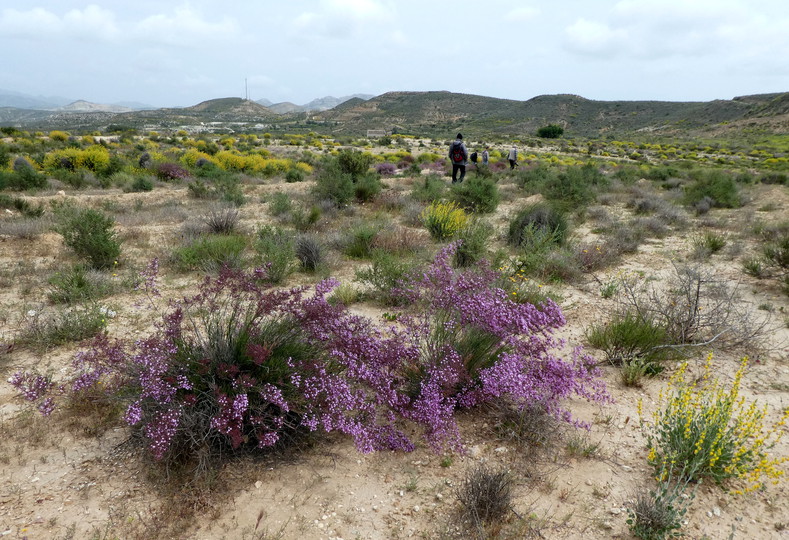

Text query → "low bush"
[170,234,247,272]
[456,465,512,526]
[683,170,741,209]
[450,176,500,214]
[342,221,380,259]
[454,219,494,268]
[639,354,789,491]
[0,193,45,218]
[507,203,568,248]
[542,163,606,211]
[295,234,324,272]
[47,264,115,304]
[16,304,108,350]
[410,173,446,203]
[254,225,296,284]
[585,311,670,368]
[54,206,122,270]
[203,205,240,234]
[353,173,382,202]
[422,201,468,240]
[354,250,415,305]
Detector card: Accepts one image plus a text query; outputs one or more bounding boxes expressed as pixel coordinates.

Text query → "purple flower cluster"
[11,247,608,464]
[375,162,397,176]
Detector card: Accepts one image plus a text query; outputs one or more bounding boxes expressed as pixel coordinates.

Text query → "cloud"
[133,6,241,47]
[563,0,789,61]
[291,0,393,40]
[564,18,627,56]
[0,5,117,41]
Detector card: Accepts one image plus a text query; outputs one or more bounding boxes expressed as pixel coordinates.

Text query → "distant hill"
[57,100,133,113]
[315,90,785,138]
[256,94,374,114]
[1,90,786,138]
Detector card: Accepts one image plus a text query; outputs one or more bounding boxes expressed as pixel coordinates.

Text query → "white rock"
[712,507,721,517]
[494,447,508,453]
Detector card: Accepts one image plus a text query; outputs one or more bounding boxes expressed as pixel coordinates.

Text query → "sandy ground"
[0,171,788,540]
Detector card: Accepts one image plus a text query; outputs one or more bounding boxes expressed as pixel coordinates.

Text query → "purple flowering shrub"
[389,243,610,448]
[155,162,190,181]
[10,246,608,467]
[375,162,397,176]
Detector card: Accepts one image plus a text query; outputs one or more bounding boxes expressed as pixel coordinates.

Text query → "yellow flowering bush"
[421,201,468,241]
[639,354,788,493]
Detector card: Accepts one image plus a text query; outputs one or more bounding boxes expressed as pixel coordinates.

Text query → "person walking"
[507,145,518,170]
[448,133,469,183]
[482,147,489,165]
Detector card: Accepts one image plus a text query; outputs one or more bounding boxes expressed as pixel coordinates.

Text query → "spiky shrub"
[254,225,296,284]
[203,205,240,234]
[450,176,500,214]
[54,206,122,270]
[639,354,789,491]
[627,474,693,540]
[342,221,380,259]
[295,234,324,272]
[456,465,512,525]
[353,172,382,202]
[422,201,468,241]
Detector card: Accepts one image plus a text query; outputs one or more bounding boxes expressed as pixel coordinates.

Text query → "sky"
[1,0,788,108]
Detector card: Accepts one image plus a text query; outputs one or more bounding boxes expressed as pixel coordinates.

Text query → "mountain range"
[1,88,787,139]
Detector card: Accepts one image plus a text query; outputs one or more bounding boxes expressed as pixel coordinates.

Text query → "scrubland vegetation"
[0,125,788,539]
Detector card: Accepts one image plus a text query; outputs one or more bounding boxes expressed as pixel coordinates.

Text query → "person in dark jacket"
[448,133,469,183]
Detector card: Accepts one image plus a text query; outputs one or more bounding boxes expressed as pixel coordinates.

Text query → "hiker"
[508,145,518,169]
[448,133,469,183]
[482,147,489,165]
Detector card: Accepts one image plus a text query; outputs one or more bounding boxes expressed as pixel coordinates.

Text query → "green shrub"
[54,206,122,270]
[254,225,296,284]
[410,173,446,203]
[268,192,293,216]
[285,168,306,183]
[354,250,415,305]
[47,264,114,304]
[342,221,380,259]
[536,124,564,138]
[683,170,741,208]
[422,201,468,240]
[337,149,374,179]
[450,176,499,213]
[18,304,108,349]
[585,311,670,368]
[543,163,606,210]
[171,234,247,272]
[627,476,692,540]
[454,219,494,268]
[514,164,557,191]
[353,172,382,202]
[313,164,354,205]
[0,193,44,218]
[291,204,322,231]
[129,176,154,192]
[507,203,568,248]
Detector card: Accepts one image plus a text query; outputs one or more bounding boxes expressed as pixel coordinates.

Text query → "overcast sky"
[2,0,788,107]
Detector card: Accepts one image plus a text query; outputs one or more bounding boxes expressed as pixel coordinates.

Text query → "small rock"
[712,507,721,517]
[413,505,420,512]
[610,507,622,515]
[494,447,508,454]
[254,481,262,489]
